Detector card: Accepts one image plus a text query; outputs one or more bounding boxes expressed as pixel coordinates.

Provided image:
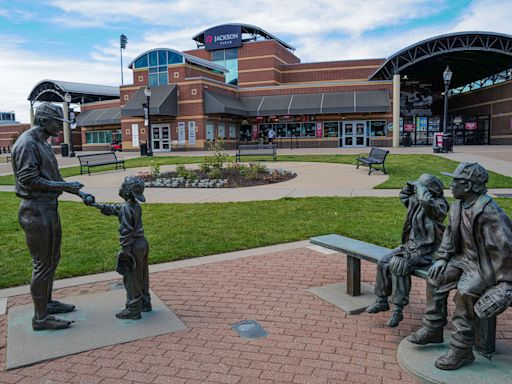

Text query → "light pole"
[442,65,452,134]
[64,92,75,157]
[144,86,153,156]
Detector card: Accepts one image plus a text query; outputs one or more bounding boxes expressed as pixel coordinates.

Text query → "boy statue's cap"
[441,162,488,186]
[123,176,145,202]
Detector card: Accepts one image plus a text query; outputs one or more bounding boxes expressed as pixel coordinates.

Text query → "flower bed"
[140,163,296,188]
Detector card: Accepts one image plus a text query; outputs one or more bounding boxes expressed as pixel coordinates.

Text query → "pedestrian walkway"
[1,241,511,383]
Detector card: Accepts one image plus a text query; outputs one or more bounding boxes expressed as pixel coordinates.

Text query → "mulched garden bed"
[140,167,296,188]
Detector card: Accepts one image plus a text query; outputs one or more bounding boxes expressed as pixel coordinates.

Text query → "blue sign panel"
[204,25,242,51]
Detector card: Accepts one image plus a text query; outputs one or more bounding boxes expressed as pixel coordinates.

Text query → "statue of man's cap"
[441,162,488,186]
[35,102,70,123]
[123,176,146,202]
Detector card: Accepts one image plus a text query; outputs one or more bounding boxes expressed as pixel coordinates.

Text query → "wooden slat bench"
[310,233,497,356]
[356,147,389,175]
[78,152,125,175]
[235,144,277,162]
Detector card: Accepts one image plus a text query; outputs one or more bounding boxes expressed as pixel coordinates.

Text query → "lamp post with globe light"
[442,66,452,134]
[64,92,76,157]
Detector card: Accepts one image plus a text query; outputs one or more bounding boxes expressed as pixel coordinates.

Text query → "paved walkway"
[1,242,511,383]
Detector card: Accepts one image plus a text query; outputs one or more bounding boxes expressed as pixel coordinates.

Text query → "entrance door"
[151,124,170,152]
[340,121,367,147]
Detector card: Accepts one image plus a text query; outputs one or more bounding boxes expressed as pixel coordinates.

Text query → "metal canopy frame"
[369,32,512,92]
[28,80,119,104]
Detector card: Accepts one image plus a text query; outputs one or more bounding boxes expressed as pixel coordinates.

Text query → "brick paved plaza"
[2,247,511,383]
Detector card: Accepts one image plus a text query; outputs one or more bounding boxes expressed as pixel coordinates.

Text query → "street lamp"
[144,86,153,156]
[64,92,75,157]
[442,66,452,134]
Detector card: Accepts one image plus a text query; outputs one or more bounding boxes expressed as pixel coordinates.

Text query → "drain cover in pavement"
[231,320,268,339]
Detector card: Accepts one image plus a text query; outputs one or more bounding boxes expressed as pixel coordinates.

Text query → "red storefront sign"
[404,123,415,132]
[465,122,477,130]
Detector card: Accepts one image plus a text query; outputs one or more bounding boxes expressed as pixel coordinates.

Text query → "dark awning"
[122,84,178,117]
[203,90,390,117]
[76,107,121,127]
[204,90,247,116]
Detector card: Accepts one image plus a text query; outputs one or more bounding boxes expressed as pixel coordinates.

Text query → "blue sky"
[0,0,509,123]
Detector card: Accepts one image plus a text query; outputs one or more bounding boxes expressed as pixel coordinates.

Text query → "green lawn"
[1,154,512,189]
[2,191,512,289]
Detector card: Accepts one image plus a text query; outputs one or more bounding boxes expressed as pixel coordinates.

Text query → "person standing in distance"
[12,102,94,331]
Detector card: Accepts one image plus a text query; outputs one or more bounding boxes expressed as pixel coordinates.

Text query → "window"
[85,130,121,144]
[323,122,338,137]
[275,123,287,137]
[218,123,225,138]
[211,48,238,85]
[288,123,301,137]
[303,123,316,137]
[133,50,186,86]
[370,121,386,136]
[229,124,236,139]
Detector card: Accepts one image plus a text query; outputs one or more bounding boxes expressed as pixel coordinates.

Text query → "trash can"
[60,143,69,157]
[442,134,454,153]
[140,142,148,156]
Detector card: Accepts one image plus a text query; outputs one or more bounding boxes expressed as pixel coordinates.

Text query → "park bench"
[78,152,125,175]
[310,233,498,356]
[235,144,277,162]
[356,147,389,175]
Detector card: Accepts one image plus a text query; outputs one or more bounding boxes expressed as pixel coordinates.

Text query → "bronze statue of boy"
[366,174,448,327]
[408,162,512,370]
[88,176,151,319]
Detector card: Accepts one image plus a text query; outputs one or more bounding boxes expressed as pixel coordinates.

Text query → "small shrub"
[208,168,221,179]
[185,170,197,180]
[207,139,229,169]
[175,164,188,178]
[149,161,160,178]
[199,161,211,174]
[250,162,268,174]
[240,165,259,180]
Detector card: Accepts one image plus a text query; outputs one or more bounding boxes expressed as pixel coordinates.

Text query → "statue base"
[397,334,512,383]
[7,289,187,370]
[307,282,375,315]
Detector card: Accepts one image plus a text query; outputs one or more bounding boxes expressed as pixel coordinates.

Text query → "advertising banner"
[252,124,258,140]
[404,123,415,132]
[178,122,186,144]
[187,121,196,145]
[204,25,242,51]
[316,122,323,138]
[131,124,139,147]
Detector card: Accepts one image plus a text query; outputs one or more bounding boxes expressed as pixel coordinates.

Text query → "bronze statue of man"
[366,174,448,327]
[408,162,512,370]
[12,102,93,331]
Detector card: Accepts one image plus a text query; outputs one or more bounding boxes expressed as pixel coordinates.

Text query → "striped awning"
[76,107,121,127]
[204,90,390,116]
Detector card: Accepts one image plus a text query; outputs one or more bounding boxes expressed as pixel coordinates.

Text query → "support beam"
[392,74,401,148]
[62,102,70,145]
[29,103,34,126]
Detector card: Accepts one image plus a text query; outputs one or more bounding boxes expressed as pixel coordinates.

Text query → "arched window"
[133,49,185,86]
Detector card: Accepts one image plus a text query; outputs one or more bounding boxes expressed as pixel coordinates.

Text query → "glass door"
[341,121,367,147]
[151,124,170,152]
[206,122,214,141]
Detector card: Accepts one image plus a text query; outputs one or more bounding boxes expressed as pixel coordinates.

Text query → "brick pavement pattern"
[1,248,512,384]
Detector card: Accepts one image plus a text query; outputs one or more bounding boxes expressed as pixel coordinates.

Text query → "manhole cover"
[231,320,268,339]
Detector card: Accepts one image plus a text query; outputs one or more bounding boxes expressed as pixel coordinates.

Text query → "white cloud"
[4,0,512,123]
[0,38,120,123]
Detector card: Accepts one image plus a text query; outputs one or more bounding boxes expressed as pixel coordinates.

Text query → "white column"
[29,103,35,125]
[392,73,401,148]
[62,102,70,145]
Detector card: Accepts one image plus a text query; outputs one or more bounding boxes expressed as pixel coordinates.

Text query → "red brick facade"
[0,123,30,150]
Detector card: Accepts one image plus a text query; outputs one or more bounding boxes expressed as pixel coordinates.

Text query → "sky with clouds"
[1,0,511,123]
